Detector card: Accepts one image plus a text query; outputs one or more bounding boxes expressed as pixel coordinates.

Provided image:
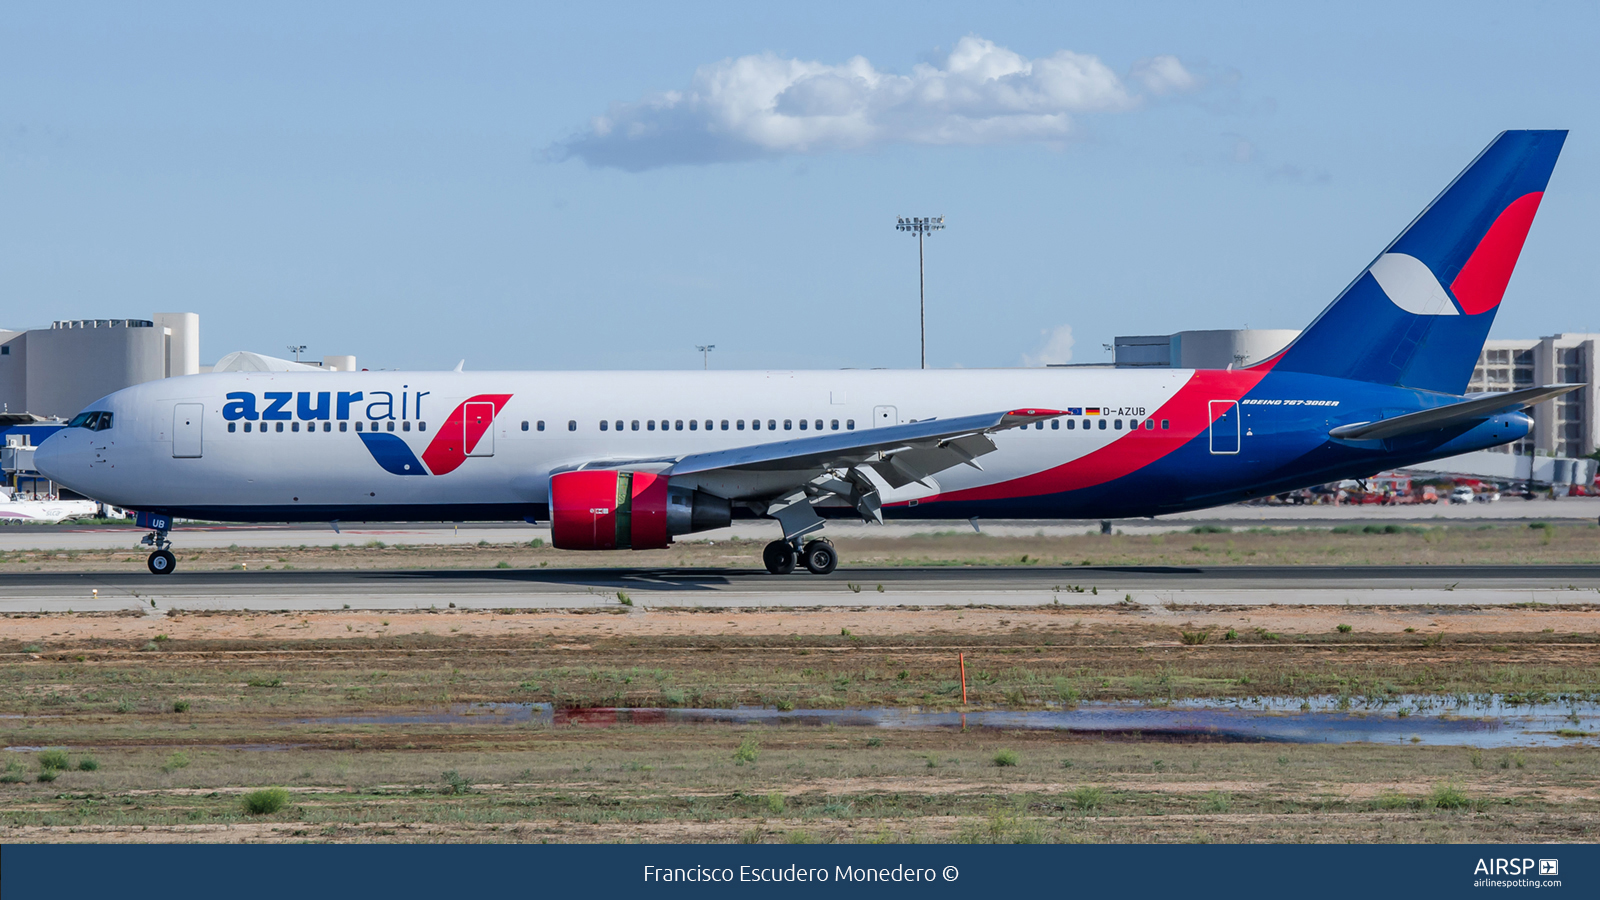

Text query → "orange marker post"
[959,652,968,706]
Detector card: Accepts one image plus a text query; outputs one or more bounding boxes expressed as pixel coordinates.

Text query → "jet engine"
[549,470,732,550]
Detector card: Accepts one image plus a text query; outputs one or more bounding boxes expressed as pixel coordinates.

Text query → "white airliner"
[32,131,1577,576]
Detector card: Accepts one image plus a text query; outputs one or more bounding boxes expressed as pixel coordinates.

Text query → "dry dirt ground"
[2,521,1598,573]
[2,602,1597,843]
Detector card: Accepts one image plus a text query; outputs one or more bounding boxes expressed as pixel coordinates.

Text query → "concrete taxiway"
[3,565,1598,614]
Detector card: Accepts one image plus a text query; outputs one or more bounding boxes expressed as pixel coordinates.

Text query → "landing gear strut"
[142,526,176,575]
[763,537,838,575]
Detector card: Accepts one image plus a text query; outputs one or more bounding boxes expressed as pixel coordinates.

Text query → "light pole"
[896,216,945,369]
[696,344,715,369]
[287,344,307,362]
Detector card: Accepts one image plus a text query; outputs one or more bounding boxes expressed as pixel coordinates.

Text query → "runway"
[1,496,1596,551]
[4,564,1598,613]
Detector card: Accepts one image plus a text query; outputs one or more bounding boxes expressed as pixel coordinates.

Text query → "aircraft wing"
[556,408,1063,540]
[1329,383,1582,442]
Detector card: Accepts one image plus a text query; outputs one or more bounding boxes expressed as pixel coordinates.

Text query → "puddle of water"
[289,696,1600,748]
[297,702,549,727]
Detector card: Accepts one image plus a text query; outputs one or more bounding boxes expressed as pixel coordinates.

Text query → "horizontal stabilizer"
[1328,383,1582,442]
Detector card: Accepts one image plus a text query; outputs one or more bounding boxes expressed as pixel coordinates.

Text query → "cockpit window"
[68,411,113,431]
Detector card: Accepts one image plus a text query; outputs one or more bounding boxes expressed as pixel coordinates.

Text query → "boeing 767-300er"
[34,130,1579,575]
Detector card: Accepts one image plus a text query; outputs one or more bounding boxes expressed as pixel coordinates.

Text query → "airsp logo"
[1473,858,1548,876]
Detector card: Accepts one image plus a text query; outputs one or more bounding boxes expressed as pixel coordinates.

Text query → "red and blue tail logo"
[358,394,512,476]
[1274,130,1565,394]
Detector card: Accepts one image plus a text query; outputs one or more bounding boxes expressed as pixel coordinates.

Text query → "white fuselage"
[35,368,1191,518]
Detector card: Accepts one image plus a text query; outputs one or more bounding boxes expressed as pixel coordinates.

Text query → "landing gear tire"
[802,540,838,575]
[762,540,796,575]
[147,549,177,576]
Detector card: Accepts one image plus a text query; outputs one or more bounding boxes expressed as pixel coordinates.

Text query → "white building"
[0,314,200,420]
[1114,329,1300,369]
[1469,334,1597,459]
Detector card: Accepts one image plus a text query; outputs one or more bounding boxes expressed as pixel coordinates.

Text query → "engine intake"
[549,470,731,551]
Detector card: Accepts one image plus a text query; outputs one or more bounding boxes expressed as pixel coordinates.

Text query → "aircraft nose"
[32,430,74,482]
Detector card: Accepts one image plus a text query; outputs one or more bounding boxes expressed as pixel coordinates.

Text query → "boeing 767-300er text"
[34,130,1579,575]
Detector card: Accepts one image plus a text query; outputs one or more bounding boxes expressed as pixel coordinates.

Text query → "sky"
[2,1,1597,371]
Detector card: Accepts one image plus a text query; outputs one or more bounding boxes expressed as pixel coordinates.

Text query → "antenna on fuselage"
[453,360,465,372]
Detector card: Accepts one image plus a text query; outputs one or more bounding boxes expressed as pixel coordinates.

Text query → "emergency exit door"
[173,403,203,458]
[464,401,495,457]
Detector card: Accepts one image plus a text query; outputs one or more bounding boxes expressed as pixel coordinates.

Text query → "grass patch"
[242,788,289,815]
[992,748,1019,767]
[733,737,760,765]
[1068,786,1105,811]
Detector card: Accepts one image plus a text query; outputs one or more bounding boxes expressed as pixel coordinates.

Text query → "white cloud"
[1022,324,1076,367]
[551,36,1198,170]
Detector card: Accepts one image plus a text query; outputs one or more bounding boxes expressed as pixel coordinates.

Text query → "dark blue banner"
[2,843,1593,899]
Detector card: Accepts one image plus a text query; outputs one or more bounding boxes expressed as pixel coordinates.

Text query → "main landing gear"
[762,538,838,575]
[142,526,177,575]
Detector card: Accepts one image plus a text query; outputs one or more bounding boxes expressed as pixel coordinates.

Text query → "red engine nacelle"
[549,470,731,551]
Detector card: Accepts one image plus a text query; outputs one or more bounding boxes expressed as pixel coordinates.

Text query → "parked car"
[1449,486,1476,504]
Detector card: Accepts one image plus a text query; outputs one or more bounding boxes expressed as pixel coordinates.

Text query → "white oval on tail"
[1368,252,1459,316]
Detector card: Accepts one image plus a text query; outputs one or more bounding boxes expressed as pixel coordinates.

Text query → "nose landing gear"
[139,518,177,575]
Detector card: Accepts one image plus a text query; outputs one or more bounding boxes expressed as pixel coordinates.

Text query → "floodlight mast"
[696,344,715,370]
[896,216,945,369]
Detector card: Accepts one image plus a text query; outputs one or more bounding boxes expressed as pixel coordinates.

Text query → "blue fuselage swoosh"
[358,432,429,475]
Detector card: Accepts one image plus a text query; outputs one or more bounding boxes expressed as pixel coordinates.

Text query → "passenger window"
[784,419,793,431]
[1161,419,1170,430]
[521,421,529,431]
[228,422,236,433]
[244,422,251,433]
[767,419,775,430]
[647,420,656,431]
[339,422,347,432]
[1067,420,1075,430]
[1144,419,1154,430]
[537,421,545,431]
[276,422,284,433]
[387,421,395,432]
[600,420,608,431]
[831,419,839,430]
[1097,420,1106,430]
[292,422,300,433]
[1114,420,1123,430]
[689,420,697,431]
[614,420,622,431]
[846,419,854,430]
[1051,420,1059,429]
[1035,421,1043,430]
[737,420,745,430]
[324,422,332,432]
[567,420,576,431]
[631,420,639,431]
[419,421,426,432]
[721,420,729,430]
[661,420,669,430]
[402,421,411,432]
[705,420,713,430]
[814,419,822,430]
[355,421,363,432]
[675,420,683,431]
